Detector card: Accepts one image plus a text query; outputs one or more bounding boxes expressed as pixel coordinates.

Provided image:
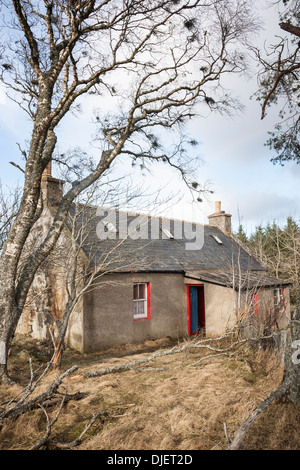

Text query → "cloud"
[228,191,300,232]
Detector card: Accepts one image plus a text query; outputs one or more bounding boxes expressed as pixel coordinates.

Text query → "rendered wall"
[184,277,236,336]
[82,272,188,352]
[16,219,85,352]
[16,263,84,352]
[82,272,241,352]
[239,286,291,336]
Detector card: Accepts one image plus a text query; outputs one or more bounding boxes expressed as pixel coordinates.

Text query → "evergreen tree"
[243,217,300,303]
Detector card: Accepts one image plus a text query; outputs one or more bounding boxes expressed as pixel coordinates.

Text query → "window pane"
[138,301,145,315]
[134,283,146,300]
[138,284,146,300]
[133,284,148,319]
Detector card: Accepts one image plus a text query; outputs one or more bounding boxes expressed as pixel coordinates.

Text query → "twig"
[188,351,236,368]
[9,161,25,173]
[0,365,79,421]
[224,422,231,445]
[49,411,108,449]
[83,329,243,379]
[30,396,67,450]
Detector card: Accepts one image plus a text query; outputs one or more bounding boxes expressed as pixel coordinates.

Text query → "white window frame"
[161,228,174,239]
[211,234,223,245]
[133,283,148,320]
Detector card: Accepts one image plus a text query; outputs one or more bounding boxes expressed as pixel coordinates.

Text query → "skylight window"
[211,234,223,245]
[161,228,174,239]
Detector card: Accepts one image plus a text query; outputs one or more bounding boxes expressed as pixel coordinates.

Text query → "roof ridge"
[70,203,217,229]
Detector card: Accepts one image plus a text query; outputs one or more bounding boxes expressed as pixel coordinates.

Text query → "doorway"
[187,285,205,335]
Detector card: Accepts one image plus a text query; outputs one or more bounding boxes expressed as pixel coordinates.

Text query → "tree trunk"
[279,22,300,38]
[51,340,64,368]
[50,298,79,368]
[228,277,300,449]
[282,281,300,404]
[0,298,18,383]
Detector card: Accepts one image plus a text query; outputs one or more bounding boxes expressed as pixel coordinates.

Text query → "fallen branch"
[228,296,300,450]
[47,407,137,449]
[188,351,237,368]
[83,329,246,379]
[83,346,180,378]
[83,328,277,379]
[30,397,67,450]
[224,422,231,446]
[227,371,295,450]
[135,349,242,373]
[44,411,108,450]
[0,366,80,422]
[35,391,87,412]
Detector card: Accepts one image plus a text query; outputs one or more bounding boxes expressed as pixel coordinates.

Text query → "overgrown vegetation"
[0,333,299,450]
[236,217,300,303]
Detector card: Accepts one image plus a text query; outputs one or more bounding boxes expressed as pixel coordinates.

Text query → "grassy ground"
[0,334,299,450]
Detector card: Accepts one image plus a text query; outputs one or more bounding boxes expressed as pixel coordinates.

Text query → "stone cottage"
[16,171,291,352]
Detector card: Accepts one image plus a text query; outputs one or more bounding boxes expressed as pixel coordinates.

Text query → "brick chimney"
[208,201,232,233]
[41,161,64,207]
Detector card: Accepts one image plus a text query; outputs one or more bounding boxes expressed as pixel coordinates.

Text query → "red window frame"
[254,293,259,315]
[249,292,259,315]
[133,282,151,321]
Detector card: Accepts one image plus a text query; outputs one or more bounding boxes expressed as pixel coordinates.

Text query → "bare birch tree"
[0,0,259,383]
[0,182,21,254]
[47,181,168,366]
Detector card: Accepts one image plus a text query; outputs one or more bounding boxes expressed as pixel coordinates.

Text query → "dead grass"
[0,334,299,450]
[243,403,300,450]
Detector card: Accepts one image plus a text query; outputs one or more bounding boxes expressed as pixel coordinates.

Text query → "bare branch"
[280,22,300,38]
[228,370,295,450]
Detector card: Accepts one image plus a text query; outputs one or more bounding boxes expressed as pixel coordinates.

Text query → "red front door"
[187,285,205,335]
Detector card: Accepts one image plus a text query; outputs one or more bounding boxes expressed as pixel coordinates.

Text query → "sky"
[0,0,299,236]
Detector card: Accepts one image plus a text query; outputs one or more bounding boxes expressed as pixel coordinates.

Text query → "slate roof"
[66,204,290,289]
[184,270,289,290]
